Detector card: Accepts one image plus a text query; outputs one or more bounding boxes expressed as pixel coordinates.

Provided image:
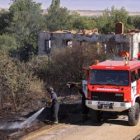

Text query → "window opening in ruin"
[116,43,121,55]
[45,39,51,54]
[138,43,140,52]
[131,71,136,82]
[103,43,107,54]
[138,69,140,79]
[66,40,73,47]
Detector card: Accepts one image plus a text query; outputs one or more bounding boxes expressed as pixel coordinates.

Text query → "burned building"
[38,22,140,59]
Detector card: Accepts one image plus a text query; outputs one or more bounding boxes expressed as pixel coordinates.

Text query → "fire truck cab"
[86,60,140,126]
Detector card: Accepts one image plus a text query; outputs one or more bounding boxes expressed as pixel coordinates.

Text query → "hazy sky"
[0,0,140,12]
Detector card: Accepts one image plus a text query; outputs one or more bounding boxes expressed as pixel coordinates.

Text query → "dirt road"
[21,114,140,140]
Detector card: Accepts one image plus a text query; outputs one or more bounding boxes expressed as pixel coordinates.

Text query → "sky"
[0,0,140,12]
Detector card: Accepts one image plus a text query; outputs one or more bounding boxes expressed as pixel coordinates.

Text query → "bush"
[0,34,17,52]
[27,42,107,94]
[0,51,44,112]
[0,43,107,113]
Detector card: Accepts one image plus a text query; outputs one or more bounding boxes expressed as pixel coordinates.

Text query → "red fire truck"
[86,59,140,126]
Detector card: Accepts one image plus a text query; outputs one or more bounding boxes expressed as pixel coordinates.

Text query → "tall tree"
[10,0,18,4]
[45,0,71,31]
[132,16,140,29]
[70,13,95,30]
[95,6,131,34]
[0,34,17,52]
[7,0,46,61]
[51,0,60,9]
[0,10,12,35]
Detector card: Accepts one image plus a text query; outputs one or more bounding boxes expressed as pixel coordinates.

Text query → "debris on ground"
[0,94,82,140]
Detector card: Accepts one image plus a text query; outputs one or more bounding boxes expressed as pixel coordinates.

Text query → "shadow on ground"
[36,103,128,127]
[0,100,129,140]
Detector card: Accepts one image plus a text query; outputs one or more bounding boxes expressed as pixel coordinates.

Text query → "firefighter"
[47,87,59,124]
[78,88,89,122]
[67,82,89,122]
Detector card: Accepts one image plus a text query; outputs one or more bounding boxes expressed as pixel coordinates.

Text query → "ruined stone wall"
[38,32,51,55]
[132,33,140,59]
[38,31,140,59]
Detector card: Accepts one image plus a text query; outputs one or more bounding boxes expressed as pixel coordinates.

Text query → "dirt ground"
[0,95,82,140]
[22,113,140,140]
[2,94,140,140]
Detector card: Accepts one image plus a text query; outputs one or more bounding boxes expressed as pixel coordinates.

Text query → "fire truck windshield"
[89,70,129,86]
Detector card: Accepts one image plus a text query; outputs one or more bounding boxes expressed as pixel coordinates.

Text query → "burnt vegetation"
[0,0,140,140]
[0,0,140,115]
[0,42,106,115]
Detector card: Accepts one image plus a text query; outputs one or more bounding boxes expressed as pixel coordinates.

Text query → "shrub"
[0,51,44,112]
[28,42,107,94]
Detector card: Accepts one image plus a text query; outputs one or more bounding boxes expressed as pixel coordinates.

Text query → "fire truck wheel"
[91,110,102,122]
[128,102,140,126]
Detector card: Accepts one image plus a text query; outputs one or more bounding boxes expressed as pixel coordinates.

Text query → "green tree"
[70,13,95,31]
[95,6,130,34]
[0,51,44,111]
[132,16,140,29]
[0,34,17,52]
[0,10,12,35]
[51,0,60,9]
[11,0,18,3]
[45,2,70,31]
[7,0,45,61]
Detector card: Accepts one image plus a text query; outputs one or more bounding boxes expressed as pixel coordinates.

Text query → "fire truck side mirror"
[135,74,139,80]
[82,67,89,79]
[131,72,135,82]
